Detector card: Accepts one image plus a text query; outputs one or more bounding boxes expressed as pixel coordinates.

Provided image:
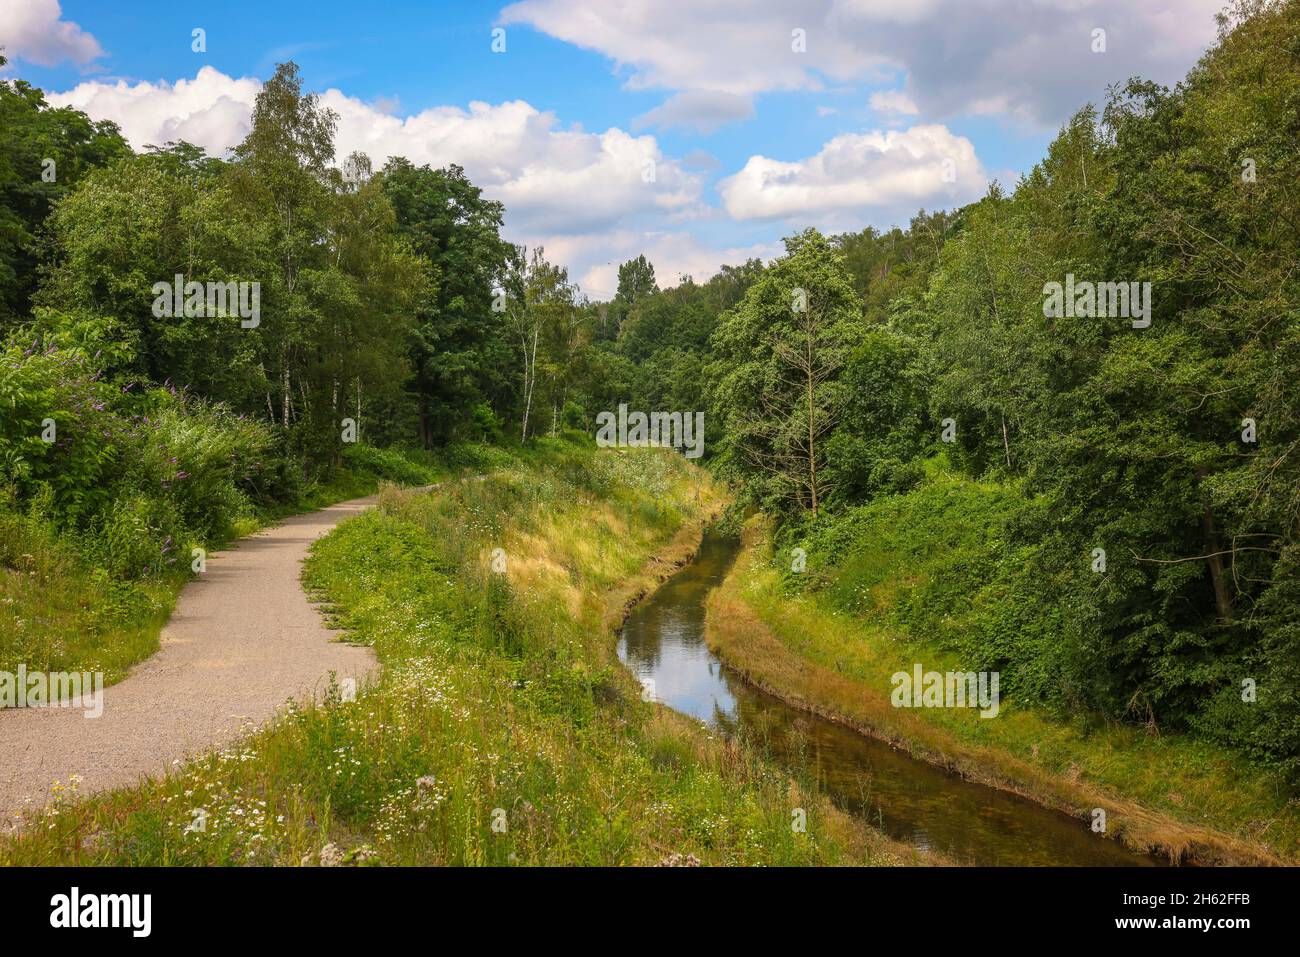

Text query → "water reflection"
[617,530,1163,867]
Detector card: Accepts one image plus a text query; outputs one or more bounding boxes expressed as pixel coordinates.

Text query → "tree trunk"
[1201,501,1233,623]
[281,366,290,428]
[520,326,538,442]
[807,364,818,518]
[1196,468,1233,623]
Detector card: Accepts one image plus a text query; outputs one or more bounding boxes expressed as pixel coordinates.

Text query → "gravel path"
[0,494,383,826]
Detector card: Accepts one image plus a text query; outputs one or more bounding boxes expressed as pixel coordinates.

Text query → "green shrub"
[341,444,439,486]
[469,402,503,442]
[0,328,277,578]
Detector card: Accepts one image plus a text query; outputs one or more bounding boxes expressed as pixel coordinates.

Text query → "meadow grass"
[0,442,919,866]
[706,516,1299,865]
[0,501,177,685]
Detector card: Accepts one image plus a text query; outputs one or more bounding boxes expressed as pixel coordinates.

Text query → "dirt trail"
[0,494,385,826]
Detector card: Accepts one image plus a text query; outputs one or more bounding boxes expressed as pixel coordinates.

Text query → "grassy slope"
[1,441,920,865]
[1,503,178,685]
[706,512,1298,865]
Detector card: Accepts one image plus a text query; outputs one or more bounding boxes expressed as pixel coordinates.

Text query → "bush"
[0,334,120,522]
[469,402,503,442]
[0,329,277,578]
[341,444,438,486]
[124,395,271,539]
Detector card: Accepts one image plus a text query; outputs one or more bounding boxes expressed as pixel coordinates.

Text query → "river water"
[617,530,1163,866]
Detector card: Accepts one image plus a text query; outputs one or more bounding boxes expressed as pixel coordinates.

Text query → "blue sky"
[3,0,1226,297]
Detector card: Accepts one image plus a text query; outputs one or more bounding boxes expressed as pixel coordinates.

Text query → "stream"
[617,529,1164,866]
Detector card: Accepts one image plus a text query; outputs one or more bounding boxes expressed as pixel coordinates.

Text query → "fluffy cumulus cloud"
[719,124,987,227]
[47,68,261,155]
[46,68,703,237]
[500,0,1223,126]
[320,88,702,235]
[0,0,103,67]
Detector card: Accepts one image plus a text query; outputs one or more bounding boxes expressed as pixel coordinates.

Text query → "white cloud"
[500,0,1223,126]
[48,68,261,156]
[321,88,703,235]
[500,0,884,97]
[0,0,103,66]
[868,90,918,115]
[632,90,754,133]
[718,124,987,227]
[46,67,704,237]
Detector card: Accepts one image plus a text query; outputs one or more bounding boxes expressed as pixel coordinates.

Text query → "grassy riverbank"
[706,516,1299,865]
[1,441,920,865]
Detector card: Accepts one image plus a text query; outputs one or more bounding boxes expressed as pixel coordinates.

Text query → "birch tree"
[502,246,574,442]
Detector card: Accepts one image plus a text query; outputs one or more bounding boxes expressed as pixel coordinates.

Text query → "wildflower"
[318,843,344,867]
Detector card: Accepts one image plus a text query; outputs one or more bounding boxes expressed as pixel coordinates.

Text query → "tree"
[380,159,511,446]
[709,229,862,517]
[37,145,269,402]
[825,328,931,502]
[601,254,657,341]
[0,66,129,324]
[501,246,576,442]
[832,209,955,321]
